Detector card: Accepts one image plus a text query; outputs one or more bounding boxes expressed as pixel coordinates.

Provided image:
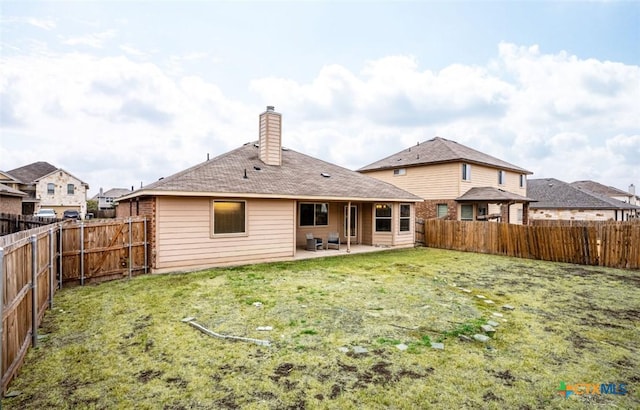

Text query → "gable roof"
[119,142,422,202]
[92,188,132,200]
[0,183,27,197]
[6,162,89,187]
[358,137,531,174]
[570,180,633,198]
[456,187,535,203]
[6,161,57,184]
[528,178,640,210]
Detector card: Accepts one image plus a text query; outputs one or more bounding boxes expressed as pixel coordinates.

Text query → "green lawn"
[3,248,638,409]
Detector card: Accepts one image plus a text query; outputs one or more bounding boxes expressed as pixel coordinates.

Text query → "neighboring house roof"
[0,170,21,184]
[119,142,422,202]
[456,187,535,203]
[92,188,132,200]
[5,161,57,184]
[358,137,532,174]
[5,161,89,187]
[570,180,633,199]
[0,183,27,197]
[528,178,640,210]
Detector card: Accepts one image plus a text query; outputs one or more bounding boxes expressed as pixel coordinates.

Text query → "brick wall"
[416,199,458,220]
[0,196,23,215]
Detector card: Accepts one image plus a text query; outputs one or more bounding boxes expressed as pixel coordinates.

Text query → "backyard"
[2,248,638,409]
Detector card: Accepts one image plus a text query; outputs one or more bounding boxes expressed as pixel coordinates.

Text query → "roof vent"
[282,147,289,151]
[266,105,275,112]
[254,143,259,148]
[243,169,248,179]
[321,173,331,178]
[254,166,261,171]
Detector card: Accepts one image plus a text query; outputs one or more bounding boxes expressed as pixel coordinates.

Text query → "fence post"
[80,221,84,286]
[59,222,63,289]
[0,246,4,393]
[49,227,54,309]
[128,218,132,279]
[31,234,38,348]
[144,217,148,274]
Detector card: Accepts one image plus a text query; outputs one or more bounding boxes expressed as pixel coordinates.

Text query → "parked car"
[34,209,57,218]
[63,210,80,220]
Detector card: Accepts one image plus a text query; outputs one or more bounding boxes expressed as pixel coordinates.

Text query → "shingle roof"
[456,187,535,203]
[120,142,422,202]
[0,183,27,197]
[358,137,531,174]
[528,178,640,210]
[570,180,633,198]
[6,161,57,184]
[92,188,133,200]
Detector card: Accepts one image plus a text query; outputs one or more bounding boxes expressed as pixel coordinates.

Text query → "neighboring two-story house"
[5,161,89,218]
[92,187,133,210]
[358,137,534,224]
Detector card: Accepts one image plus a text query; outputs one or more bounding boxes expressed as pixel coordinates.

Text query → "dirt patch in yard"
[3,248,639,409]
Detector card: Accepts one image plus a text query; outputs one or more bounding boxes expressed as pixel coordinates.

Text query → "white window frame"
[399,203,411,232]
[462,163,471,181]
[47,183,55,195]
[460,204,474,221]
[393,168,407,176]
[211,200,247,237]
[437,204,448,218]
[498,170,505,185]
[67,184,75,195]
[519,174,525,188]
[374,203,392,232]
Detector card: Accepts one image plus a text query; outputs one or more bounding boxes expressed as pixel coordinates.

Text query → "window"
[375,203,392,232]
[437,204,448,218]
[461,204,473,221]
[399,204,411,232]
[498,170,505,185]
[462,163,471,181]
[47,183,55,195]
[213,201,246,235]
[67,184,75,194]
[393,168,406,176]
[517,208,523,222]
[299,203,329,226]
[519,174,525,188]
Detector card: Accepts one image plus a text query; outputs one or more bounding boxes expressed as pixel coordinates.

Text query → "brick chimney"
[259,106,282,166]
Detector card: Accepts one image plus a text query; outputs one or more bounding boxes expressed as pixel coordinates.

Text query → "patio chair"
[306,233,323,251]
[327,232,340,250]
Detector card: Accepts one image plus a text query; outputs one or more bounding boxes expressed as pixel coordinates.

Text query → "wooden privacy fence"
[0,217,148,392]
[422,219,640,269]
[0,213,60,236]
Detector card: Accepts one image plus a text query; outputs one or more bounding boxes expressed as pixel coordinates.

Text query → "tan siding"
[364,163,460,199]
[364,163,528,200]
[155,197,294,271]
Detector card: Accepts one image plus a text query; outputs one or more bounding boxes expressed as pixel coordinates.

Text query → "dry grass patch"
[3,248,639,409]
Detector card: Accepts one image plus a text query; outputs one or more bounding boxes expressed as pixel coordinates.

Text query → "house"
[358,137,534,224]
[571,180,638,206]
[528,178,640,221]
[4,161,90,218]
[116,106,422,273]
[92,187,133,210]
[0,183,27,214]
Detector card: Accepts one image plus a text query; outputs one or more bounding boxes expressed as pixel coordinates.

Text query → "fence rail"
[0,217,148,392]
[0,213,60,236]
[420,219,640,269]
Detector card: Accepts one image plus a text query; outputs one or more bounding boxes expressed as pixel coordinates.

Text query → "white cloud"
[1,42,638,196]
[62,29,117,49]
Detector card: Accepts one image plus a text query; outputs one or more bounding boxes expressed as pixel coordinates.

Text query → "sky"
[1,1,639,197]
